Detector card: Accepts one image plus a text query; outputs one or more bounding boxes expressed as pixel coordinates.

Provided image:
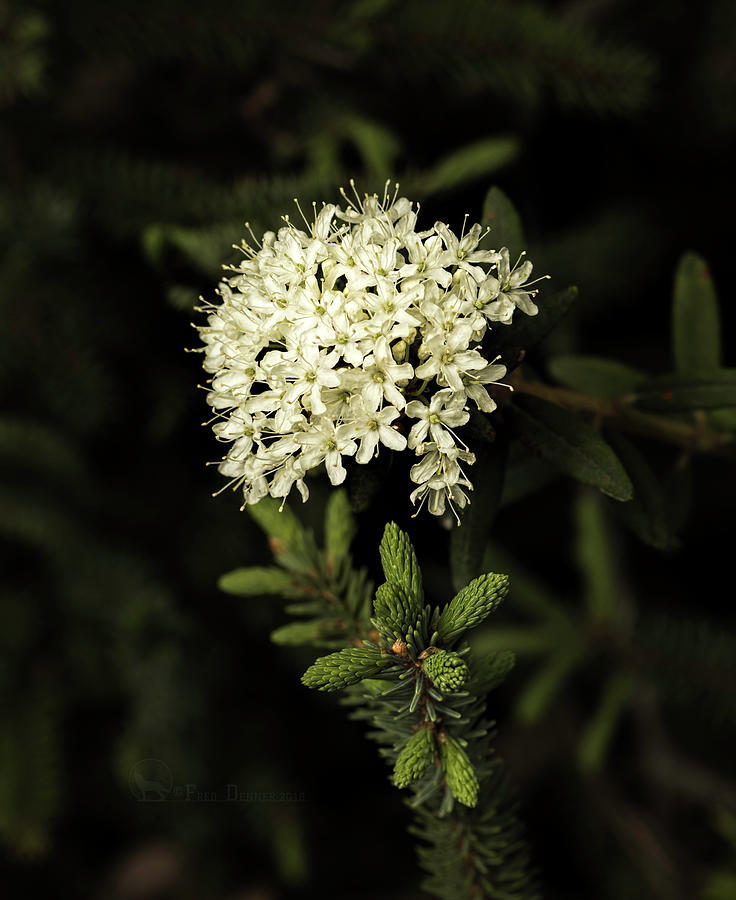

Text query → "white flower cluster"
[197,183,546,517]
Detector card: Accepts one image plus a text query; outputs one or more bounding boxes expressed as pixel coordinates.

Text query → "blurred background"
[1,0,735,897]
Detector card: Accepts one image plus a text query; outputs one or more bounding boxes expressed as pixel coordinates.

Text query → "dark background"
[1,1,735,898]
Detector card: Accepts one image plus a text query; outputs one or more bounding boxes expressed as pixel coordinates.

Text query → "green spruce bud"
[436,572,510,643]
[301,647,389,692]
[439,734,479,808]
[422,650,469,692]
[393,728,435,788]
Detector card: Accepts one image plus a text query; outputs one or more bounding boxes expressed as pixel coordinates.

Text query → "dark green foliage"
[510,395,634,501]
[633,372,736,412]
[411,764,540,900]
[548,355,645,399]
[605,431,679,550]
[297,522,537,896]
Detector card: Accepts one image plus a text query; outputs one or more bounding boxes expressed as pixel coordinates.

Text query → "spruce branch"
[299,520,538,898]
[225,504,537,896]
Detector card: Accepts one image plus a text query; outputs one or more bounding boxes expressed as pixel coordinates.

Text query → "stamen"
[293,197,311,230]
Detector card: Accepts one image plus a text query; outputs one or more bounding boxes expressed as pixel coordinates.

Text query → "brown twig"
[497,369,735,458]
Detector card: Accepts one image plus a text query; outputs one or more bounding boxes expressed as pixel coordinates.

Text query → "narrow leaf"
[271,619,341,646]
[324,489,355,570]
[510,395,633,501]
[634,371,736,411]
[548,355,645,399]
[423,137,519,195]
[672,251,721,377]
[218,566,293,596]
[248,498,304,552]
[605,431,678,550]
[481,186,525,259]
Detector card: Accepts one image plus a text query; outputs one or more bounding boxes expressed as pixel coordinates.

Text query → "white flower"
[196,180,545,515]
[353,404,407,464]
[405,390,469,450]
[478,248,548,321]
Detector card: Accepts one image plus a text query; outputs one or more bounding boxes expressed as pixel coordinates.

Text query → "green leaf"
[577,671,634,772]
[510,395,633,501]
[548,355,645,399]
[672,251,721,377]
[634,371,736,411]
[379,523,424,608]
[270,619,341,646]
[450,434,508,593]
[439,734,479,808]
[324,489,355,571]
[437,572,510,643]
[301,647,390,692]
[393,728,435,789]
[218,566,294,596]
[423,137,519,195]
[339,113,401,177]
[491,286,579,370]
[481,186,525,258]
[248,498,305,553]
[605,431,678,550]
